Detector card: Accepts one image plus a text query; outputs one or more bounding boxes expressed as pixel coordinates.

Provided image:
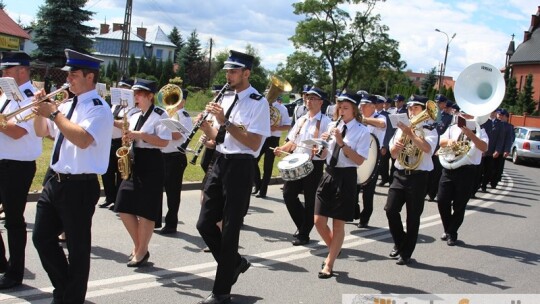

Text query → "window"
[156,49,163,60]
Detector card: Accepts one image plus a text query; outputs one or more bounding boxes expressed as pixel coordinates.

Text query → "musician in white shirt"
[437,111,488,246]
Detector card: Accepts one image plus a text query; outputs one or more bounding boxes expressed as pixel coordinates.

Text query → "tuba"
[156,83,183,118]
[397,100,438,170]
[439,62,505,169]
[266,75,292,126]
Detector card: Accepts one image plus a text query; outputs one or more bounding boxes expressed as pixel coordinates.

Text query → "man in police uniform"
[253,95,292,198]
[196,50,270,304]
[357,94,386,227]
[32,49,113,303]
[100,78,134,210]
[274,86,331,246]
[385,95,438,265]
[291,84,310,126]
[160,89,193,234]
[0,51,42,289]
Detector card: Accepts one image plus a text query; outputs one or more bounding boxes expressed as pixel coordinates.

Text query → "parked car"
[511,126,540,164]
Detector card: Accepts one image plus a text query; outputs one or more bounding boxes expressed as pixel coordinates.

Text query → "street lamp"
[435,29,456,94]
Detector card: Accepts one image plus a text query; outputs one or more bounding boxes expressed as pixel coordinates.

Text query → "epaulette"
[153,107,165,115]
[374,113,380,118]
[92,98,103,106]
[249,93,263,101]
[423,123,436,131]
[182,111,190,117]
[24,89,34,97]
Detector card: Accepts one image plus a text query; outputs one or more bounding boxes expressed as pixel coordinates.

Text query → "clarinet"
[315,115,343,158]
[178,83,230,153]
[189,135,207,165]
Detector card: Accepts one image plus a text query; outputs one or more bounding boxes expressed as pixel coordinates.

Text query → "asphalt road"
[1,160,539,304]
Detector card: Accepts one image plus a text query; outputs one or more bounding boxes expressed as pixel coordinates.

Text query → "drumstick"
[270,147,292,155]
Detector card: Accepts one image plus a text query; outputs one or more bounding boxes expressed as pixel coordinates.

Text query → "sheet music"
[0,77,24,101]
[388,113,410,127]
[110,88,134,107]
[465,119,477,130]
[160,118,192,135]
[96,82,107,98]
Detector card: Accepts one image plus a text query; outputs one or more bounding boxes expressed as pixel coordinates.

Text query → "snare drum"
[277,153,314,181]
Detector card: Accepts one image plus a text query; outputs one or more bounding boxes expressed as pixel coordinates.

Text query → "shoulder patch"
[182,111,190,117]
[249,93,263,101]
[92,98,103,106]
[24,89,34,97]
[153,107,165,115]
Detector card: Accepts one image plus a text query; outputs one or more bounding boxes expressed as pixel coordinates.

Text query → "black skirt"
[315,167,357,222]
[115,148,164,222]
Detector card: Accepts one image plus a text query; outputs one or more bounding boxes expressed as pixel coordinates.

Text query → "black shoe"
[108,204,115,211]
[317,270,333,279]
[99,200,114,208]
[481,186,487,193]
[251,186,260,195]
[255,193,266,198]
[292,230,299,238]
[378,181,387,187]
[202,247,212,253]
[0,275,22,289]
[396,256,410,265]
[440,233,448,241]
[197,293,231,304]
[357,222,369,228]
[447,238,457,246]
[427,197,436,202]
[389,246,400,258]
[292,238,309,246]
[232,257,251,285]
[127,251,150,267]
[159,227,177,235]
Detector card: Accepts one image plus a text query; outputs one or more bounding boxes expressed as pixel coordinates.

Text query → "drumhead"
[357,133,381,185]
[278,153,310,170]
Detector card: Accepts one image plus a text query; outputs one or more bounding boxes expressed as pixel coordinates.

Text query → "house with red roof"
[0,9,30,51]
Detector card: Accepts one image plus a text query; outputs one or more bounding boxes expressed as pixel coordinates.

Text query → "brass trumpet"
[0,84,70,128]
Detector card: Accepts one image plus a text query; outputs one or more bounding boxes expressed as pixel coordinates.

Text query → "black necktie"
[329,124,347,167]
[0,99,10,114]
[215,94,239,144]
[51,97,78,165]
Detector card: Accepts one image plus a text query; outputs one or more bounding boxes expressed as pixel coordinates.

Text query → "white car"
[511,126,540,164]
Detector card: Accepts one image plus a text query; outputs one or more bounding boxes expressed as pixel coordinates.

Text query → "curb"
[27,177,284,202]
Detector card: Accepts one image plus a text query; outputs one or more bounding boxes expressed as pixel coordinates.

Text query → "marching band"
[0,48,508,303]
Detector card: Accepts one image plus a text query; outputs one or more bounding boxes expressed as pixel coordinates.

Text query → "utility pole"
[435,29,456,94]
[208,38,213,88]
[118,0,133,82]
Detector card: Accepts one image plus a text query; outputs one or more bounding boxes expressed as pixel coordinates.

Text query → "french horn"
[266,75,292,127]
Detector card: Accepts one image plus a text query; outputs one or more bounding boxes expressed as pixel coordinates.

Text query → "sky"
[2,0,536,80]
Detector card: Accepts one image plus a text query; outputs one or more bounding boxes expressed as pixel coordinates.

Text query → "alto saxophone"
[116,101,132,180]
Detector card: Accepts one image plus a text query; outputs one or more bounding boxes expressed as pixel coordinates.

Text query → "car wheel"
[512,149,522,165]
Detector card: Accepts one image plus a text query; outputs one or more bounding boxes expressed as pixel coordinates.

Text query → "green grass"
[32,128,287,191]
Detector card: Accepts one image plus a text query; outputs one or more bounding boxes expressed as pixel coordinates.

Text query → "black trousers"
[357,171,378,225]
[101,138,122,203]
[33,176,99,304]
[437,165,476,240]
[385,170,428,259]
[481,156,495,189]
[426,155,441,200]
[196,154,254,295]
[493,155,506,187]
[283,160,325,240]
[162,152,187,229]
[254,136,280,196]
[378,151,391,183]
[0,160,36,281]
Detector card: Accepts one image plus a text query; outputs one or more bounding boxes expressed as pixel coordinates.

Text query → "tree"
[109,60,119,83]
[168,26,184,62]
[420,67,437,95]
[0,1,5,9]
[290,0,402,95]
[128,54,138,77]
[33,0,95,66]
[503,76,518,111]
[516,74,535,115]
[181,30,205,86]
[138,56,148,74]
[275,51,330,92]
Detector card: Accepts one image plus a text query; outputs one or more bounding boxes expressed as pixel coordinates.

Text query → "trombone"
[0,84,70,128]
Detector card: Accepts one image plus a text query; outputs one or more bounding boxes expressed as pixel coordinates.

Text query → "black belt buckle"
[404,169,413,176]
[55,172,63,182]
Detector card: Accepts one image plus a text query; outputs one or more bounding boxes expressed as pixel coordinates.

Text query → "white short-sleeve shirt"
[326,119,371,167]
[440,124,488,166]
[391,121,439,171]
[271,101,292,137]
[162,108,193,153]
[48,89,113,174]
[128,105,172,150]
[0,81,42,161]
[286,112,331,161]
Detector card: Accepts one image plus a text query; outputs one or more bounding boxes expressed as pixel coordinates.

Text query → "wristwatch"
[48,110,61,121]
[224,120,233,129]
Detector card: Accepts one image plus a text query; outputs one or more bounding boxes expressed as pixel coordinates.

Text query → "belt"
[53,171,98,183]
[112,138,122,143]
[216,152,254,160]
[396,169,428,176]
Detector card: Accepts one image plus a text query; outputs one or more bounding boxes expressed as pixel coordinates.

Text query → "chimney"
[137,27,147,40]
[112,23,123,32]
[99,23,110,35]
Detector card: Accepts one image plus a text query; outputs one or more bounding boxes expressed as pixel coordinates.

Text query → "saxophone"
[116,102,132,180]
[397,100,438,170]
